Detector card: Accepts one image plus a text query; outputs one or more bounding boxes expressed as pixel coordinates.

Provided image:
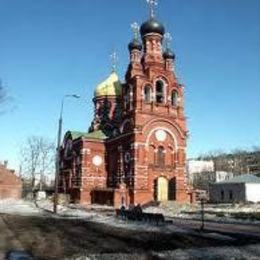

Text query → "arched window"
[156,80,164,103]
[168,177,176,200]
[144,85,152,103]
[129,85,133,110]
[124,86,131,111]
[65,139,73,158]
[171,90,178,106]
[157,146,165,168]
[103,99,111,119]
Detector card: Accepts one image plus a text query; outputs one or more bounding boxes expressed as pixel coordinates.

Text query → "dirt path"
[0,216,25,259]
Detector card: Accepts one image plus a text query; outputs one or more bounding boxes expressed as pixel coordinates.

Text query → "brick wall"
[0,164,22,200]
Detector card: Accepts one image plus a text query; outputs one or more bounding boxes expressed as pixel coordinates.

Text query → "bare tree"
[20,136,55,190]
[197,147,260,175]
[39,138,55,190]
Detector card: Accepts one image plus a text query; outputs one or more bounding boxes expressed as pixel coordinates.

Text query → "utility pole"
[53,94,80,214]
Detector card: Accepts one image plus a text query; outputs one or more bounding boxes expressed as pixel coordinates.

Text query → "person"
[120,204,126,220]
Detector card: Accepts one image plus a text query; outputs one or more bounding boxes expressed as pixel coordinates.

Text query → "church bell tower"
[122,0,190,204]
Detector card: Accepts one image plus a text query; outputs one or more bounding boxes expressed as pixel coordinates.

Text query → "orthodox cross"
[131,22,139,40]
[164,32,172,49]
[110,50,118,72]
[146,0,158,18]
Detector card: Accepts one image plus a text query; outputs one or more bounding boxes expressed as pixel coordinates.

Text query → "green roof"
[69,130,108,141]
[84,130,109,140]
[69,131,87,140]
[217,174,260,184]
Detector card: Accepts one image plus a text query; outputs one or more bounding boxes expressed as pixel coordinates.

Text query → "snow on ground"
[1,200,260,259]
[0,199,236,237]
[0,199,41,216]
[92,213,189,234]
[1,198,260,230]
[65,244,260,260]
[144,202,260,225]
[152,244,260,260]
[0,199,189,233]
[0,199,99,220]
[36,200,98,219]
[189,203,260,214]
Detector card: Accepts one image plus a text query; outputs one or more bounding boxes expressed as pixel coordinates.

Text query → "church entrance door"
[157,177,168,201]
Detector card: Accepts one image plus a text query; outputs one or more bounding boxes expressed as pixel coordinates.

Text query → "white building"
[209,174,260,203]
[215,171,233,183]
[186,160,214,183]
[187,160,214,174]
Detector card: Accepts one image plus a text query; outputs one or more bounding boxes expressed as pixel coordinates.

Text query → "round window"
[155,129,167,141]
[92,155,103,166]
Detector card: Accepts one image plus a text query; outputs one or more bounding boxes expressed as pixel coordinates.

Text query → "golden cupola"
[94,72,122,97]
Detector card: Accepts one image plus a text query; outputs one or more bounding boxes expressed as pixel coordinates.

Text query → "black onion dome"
[140,18,165,37]
[128,39,142,51]
[163,48,175,60]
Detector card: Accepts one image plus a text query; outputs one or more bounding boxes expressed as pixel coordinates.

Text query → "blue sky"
[0,0,260,170]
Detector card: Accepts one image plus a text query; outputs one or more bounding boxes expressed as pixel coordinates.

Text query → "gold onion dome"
[94,72,122,97]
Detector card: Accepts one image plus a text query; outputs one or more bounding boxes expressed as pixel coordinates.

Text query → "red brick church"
[59,3,192,207]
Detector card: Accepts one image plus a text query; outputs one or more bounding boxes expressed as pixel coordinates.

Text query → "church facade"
[59,7,192,207]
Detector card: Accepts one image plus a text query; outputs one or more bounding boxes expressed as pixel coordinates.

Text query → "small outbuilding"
[209,174,260,203]
[0,162,22,200]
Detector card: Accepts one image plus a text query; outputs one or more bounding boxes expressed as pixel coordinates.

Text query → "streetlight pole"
[53,94,80,214]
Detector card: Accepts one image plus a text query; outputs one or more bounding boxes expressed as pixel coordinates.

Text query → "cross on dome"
[131,22,140,40]
[110,50,118,72]
[146,0,158,18]
[164,32,172,49]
